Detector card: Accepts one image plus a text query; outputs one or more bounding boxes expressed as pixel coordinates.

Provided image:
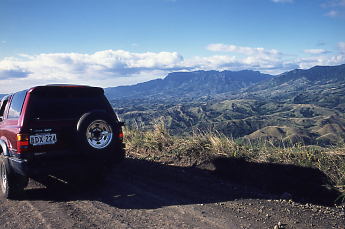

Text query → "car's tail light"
[16,134,29,153]
[118,131,124,141]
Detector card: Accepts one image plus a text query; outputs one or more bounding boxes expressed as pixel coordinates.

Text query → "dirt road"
[0,158,344,229]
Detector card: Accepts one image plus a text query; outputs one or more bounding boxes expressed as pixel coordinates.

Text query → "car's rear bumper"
[8,147,125,177]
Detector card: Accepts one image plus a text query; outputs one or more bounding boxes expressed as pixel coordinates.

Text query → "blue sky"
[0,0,345,93]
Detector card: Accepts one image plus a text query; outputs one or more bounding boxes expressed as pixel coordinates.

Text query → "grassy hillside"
[114,99,345,146]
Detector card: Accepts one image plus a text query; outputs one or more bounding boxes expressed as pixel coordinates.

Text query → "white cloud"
[205,43,345,73]
[0,45,344,93]
[0,50,185,93]
[271,0,294,3]
[325,10,339,17]
[295,54,345,69]
[338,42,345,53]
[207,43,280,57]
[304,49,329,54]
[323,0,345,7]
[322,0,345,17]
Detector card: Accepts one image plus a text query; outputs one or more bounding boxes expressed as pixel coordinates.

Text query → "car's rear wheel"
[0,154,28,199]
[86,119,113,149]
[76,111,119,154]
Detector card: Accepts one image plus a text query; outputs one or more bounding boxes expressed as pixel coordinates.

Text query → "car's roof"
[28,84,104,95]
[44,84,91,87]
[4,85,104,97]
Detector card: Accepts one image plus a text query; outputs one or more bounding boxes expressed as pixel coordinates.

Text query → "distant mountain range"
[244,64,345,103]
[105,64,345,102]
[109,64,345,146]
[105,70,272,99]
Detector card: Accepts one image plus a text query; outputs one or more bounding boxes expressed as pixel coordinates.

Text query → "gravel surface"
[0,158,344,229]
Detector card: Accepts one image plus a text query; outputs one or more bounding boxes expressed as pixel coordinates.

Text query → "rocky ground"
[0,157,344,229]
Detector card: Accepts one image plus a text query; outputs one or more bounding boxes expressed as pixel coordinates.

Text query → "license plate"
[30,134,57,146]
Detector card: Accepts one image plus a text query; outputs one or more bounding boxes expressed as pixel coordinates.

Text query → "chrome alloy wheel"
[0,161,7,194]
[86,120,113,149]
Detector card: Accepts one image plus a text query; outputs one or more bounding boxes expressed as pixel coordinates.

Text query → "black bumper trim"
[7,150,125,177]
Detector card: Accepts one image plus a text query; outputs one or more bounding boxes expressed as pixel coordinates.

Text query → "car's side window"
[0,97,9,121]
[7,90,27,119]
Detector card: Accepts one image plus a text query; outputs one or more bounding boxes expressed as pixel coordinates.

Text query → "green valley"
[108,64,345,146]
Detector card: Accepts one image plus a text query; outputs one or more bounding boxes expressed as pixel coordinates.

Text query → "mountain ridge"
[106,64,345,102]
[109,64,345,146]
[105,70,273,99]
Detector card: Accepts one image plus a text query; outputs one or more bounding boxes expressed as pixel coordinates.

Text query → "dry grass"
[124,123,345,201]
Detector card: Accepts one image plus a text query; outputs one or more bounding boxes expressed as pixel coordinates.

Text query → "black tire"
[0,154,28,199]
[76,111,119,154]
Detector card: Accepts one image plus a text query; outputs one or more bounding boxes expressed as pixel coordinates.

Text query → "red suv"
[0,85,125,199]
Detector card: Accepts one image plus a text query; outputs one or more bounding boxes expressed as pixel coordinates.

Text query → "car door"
[0,95,12,150]
[2,91,27,154]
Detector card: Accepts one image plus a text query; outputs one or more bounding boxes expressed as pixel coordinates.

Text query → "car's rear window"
[28,87,112,120]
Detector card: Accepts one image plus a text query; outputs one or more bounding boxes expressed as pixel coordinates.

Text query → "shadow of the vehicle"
[22,157,340,208]
[211,157,340,206]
